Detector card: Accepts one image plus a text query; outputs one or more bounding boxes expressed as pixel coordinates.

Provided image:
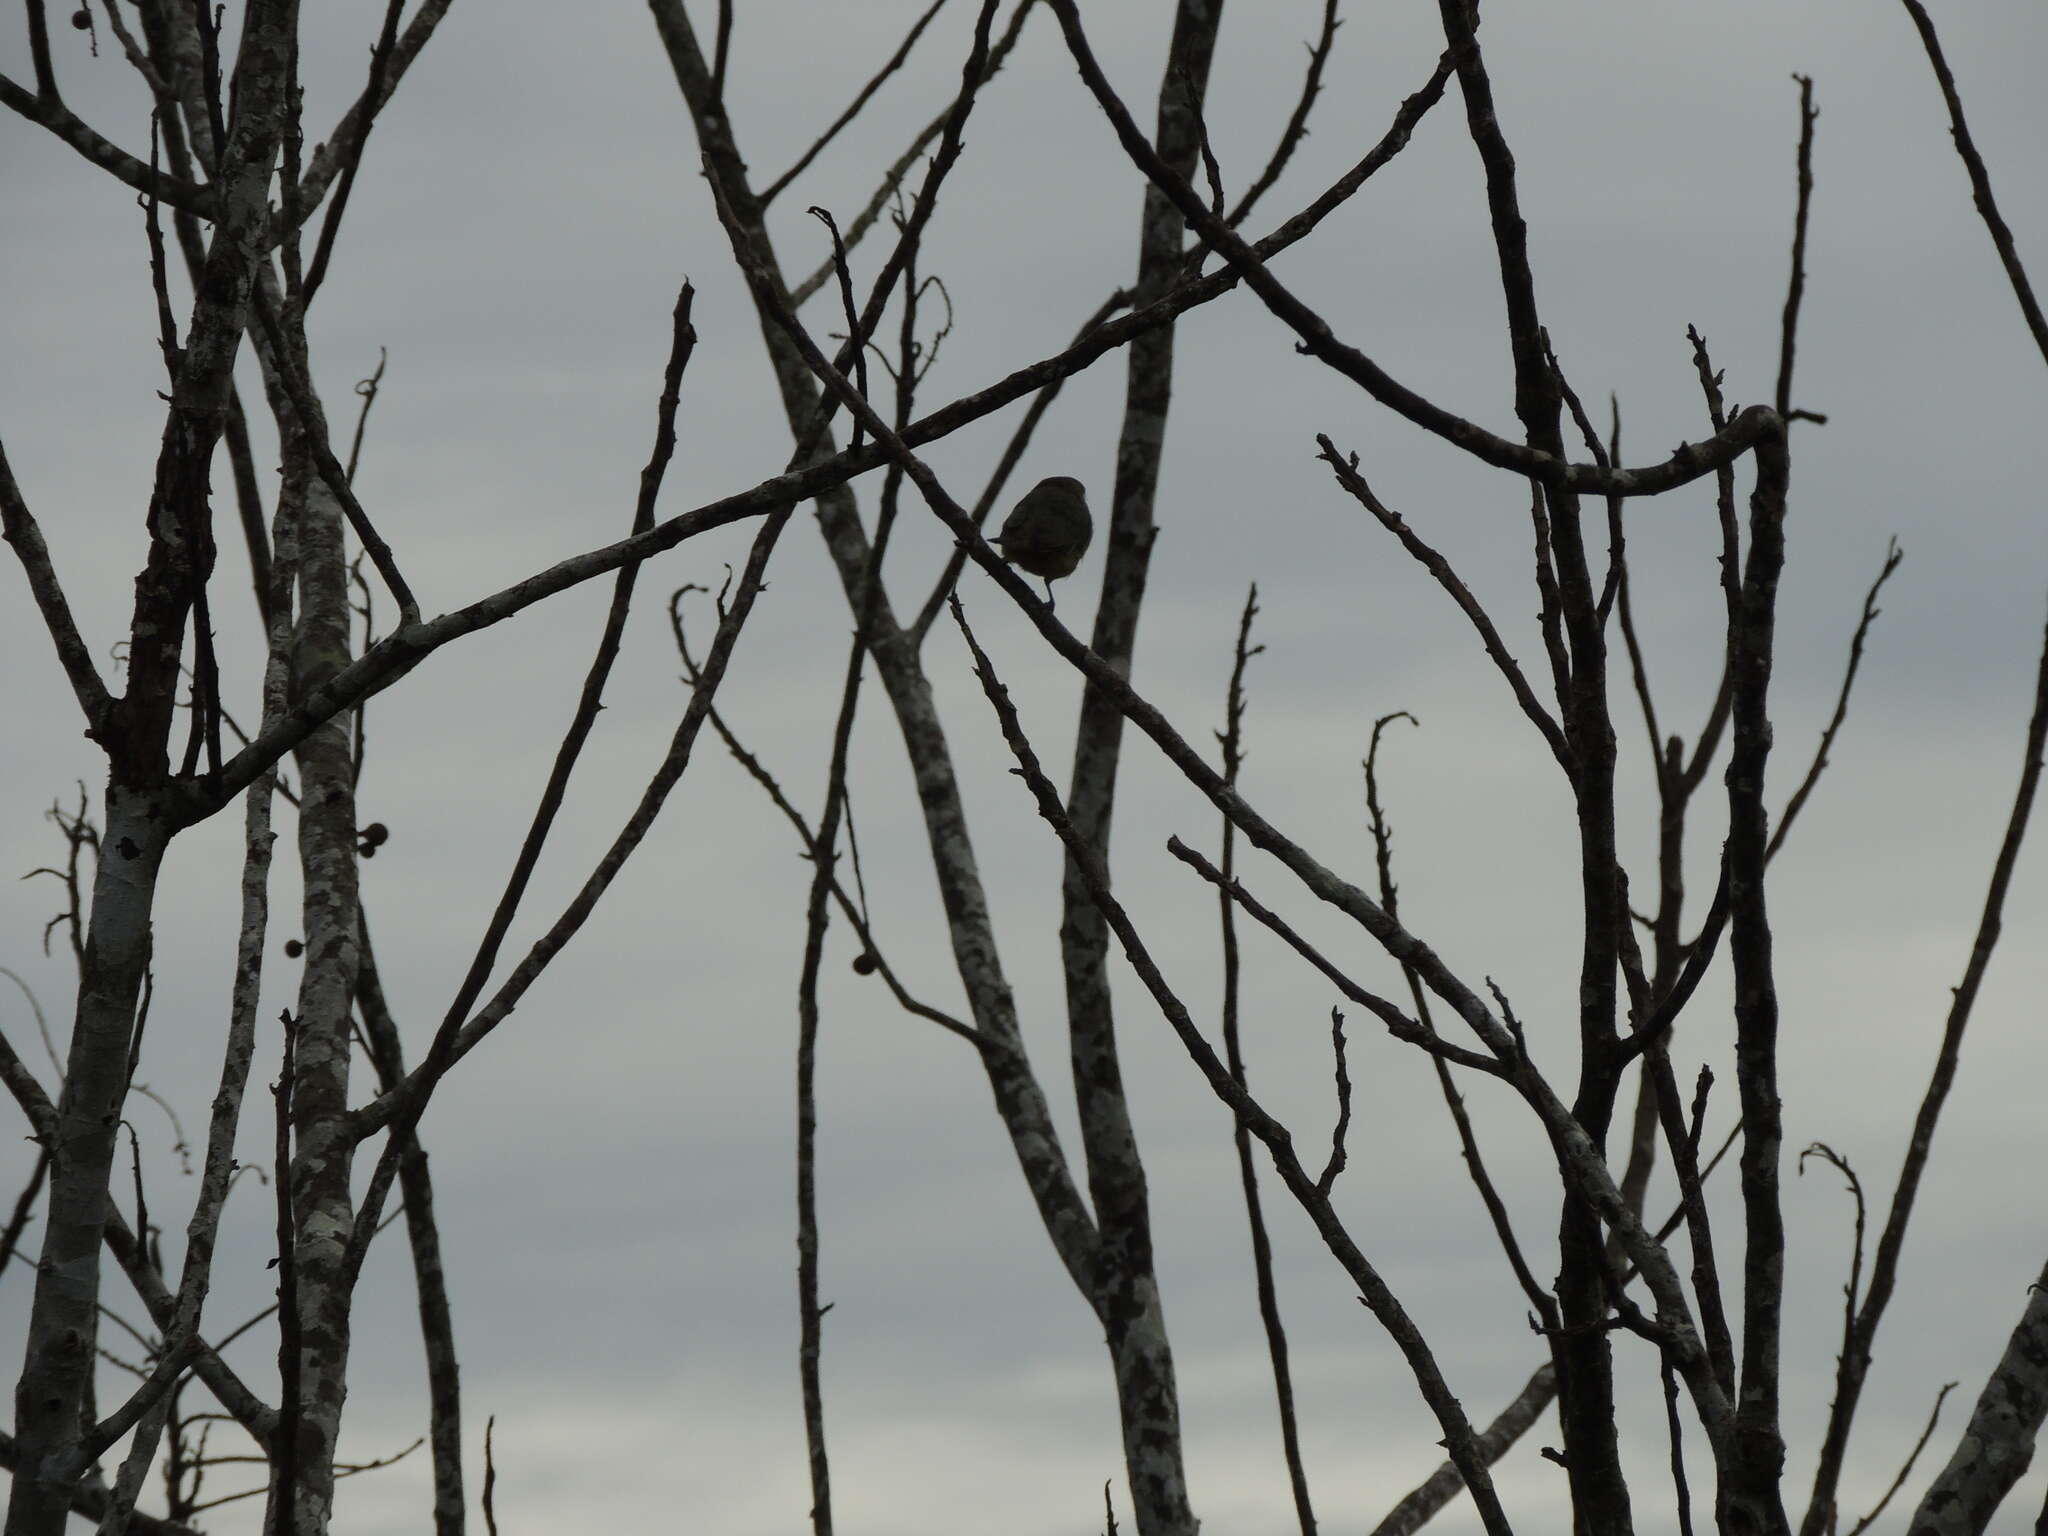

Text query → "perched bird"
[994,476,1093,608]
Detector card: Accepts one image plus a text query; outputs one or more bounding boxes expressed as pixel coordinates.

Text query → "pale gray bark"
[7,7,2042,1536]
[1057,2,1223,1527]
[268,463,363,1536]
[1370,1364,1558,1536]
[5,10,300,1524]
[227,233,368,1533]
[1907,1261,2048,1536]
[5,789,170,1536]
[652,5,1213,1525]
[647,0,1107,1306]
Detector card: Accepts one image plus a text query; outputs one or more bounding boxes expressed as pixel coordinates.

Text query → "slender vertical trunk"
[356,932,466,1536]
[644,0,1106,1303]
[1432,0,1631,1519]
[1715,439,1792,1536]
[5,791,170,1536]
[1059,6,1222,1530]
[9,5,298,1516]
[268,458,363,1536]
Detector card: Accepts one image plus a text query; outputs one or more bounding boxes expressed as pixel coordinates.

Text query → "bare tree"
[3,3,2046,1535]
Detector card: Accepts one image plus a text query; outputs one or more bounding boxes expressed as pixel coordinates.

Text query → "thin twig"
[1844,1382,1955,1536]
[1210,584,1317,1536]
[342,285,703,1169]
[1170,841,1503,1077]
[785,0,1038,306]
[201,47,1459,818]
[246,284,418,625]
[1799,600,2048,1536]
[293,0,458,218]
[1319,442,1570,770]
[0,1147,50,1278]
[344,349,388,487]
[1767,540,1902,861]
[952,596,1517,1536]
[1362,711,1553,1322]
[1662,1355,1695,1536]
[1050,0,1783,495]
[808,206,872,450]
[1366,1362,1556,1536]
[762,0,950,206]
[301,0,406,306]
[1799,1142,1868,1385]
[1314,1009,1351,1196]
[786,195,922,1536]
[143,116,181,385]
[1775,75,1818,420]
[1220,0,1340,231]
[711,146,1738,1441]
[907,287,1130,645]
[672,591,987,1046]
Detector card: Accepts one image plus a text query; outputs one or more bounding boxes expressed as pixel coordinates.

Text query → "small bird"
[994,476,1093,608]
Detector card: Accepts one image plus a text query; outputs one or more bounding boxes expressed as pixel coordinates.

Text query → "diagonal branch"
[294,0,458,215]
[299,0,407,305]
[248,282,418,623]
[343,506,795,1216]
[761,0,950,206]
[340,284,702,1152]
[1363,712,1553,1322]
[738,249,1738,1439]
[670,590,991,1050]
[1317,440,1570,770]
[1849,1381,1954,1536]
[0,439,115,734]
[1169,839,1506,1077]
[153,39,1710,827]
[1041,0,1781,498]
[0,71,213,213]
[907,286,1130,645]
[1219,0,1340,232]
[1905,1265,2048,1535]
[784,0,1039,305]
[1799,600,2048,1536]
[1368,1363,1557,1536]
[1767,539,1901,862]
[952,594,1517,1536]
[1896,0,2048,369]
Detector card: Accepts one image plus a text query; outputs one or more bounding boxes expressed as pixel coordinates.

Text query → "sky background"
[5,2,2048,1532]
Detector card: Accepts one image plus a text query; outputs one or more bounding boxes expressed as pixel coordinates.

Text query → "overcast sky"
[6,2,2048,1533]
